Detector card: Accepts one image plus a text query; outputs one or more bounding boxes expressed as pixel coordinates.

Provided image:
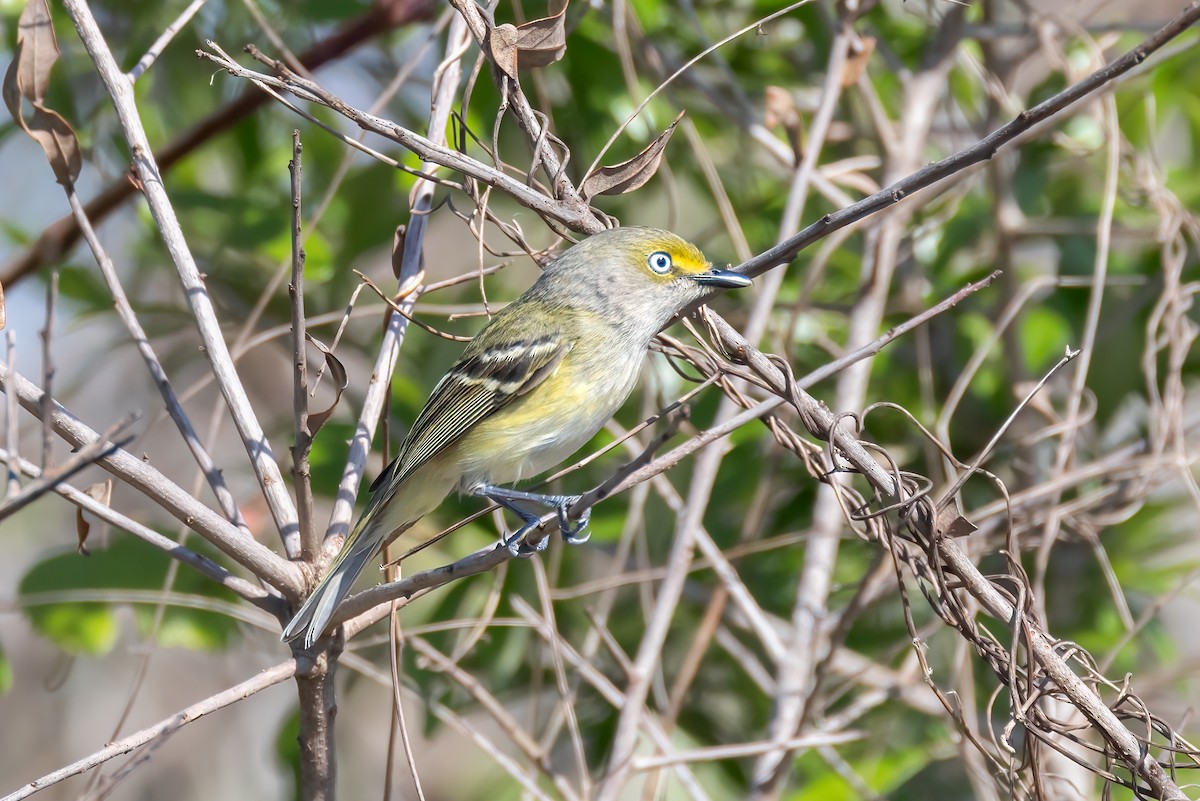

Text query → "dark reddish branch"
[1,0,437,289]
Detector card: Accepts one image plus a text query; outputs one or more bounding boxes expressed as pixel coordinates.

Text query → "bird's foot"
[554,495,591,545]
[503,522,550,558]
[475,484,592,554]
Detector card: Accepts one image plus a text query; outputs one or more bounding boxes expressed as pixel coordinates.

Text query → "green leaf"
[19,536,241,654]
[0,642,14,694]
[275,708,302,801]
[1018,305,1070,374]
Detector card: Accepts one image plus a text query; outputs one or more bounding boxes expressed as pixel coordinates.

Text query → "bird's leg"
[473,484,592,553]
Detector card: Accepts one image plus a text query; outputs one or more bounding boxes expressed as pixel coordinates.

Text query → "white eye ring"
[647,251,673,274]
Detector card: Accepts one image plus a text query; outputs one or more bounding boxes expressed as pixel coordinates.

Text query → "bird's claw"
[504,525,549,558]
[556,496,591,545]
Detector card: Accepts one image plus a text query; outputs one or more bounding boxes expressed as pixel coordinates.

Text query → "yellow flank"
[454,324,645,487]
[365,453,458,545]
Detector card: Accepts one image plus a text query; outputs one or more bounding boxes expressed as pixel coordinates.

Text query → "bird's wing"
[369,333,570,495]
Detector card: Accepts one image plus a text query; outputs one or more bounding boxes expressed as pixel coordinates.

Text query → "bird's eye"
[647,251,673,274]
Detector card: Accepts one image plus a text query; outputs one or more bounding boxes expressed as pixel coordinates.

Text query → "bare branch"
[288,131,317,560]
[4,332,18,498]
[0,446,274,606]
[0,412,135,522]
[125,0,206,82]
[38,272,55,469]
[63,0,302,557]
[0,660,297,801]
[0,362,302,595]
[63,185,249,532]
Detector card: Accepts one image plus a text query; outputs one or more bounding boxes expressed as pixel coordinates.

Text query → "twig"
[0,446,273,606]
[0,413,136,522]
[288,131,317,560]
[64,0,302,558]
[39,272,56,469]
[125,0,207,82]
[4,331,18,498]
[631,732,865,771]
[936,348,1081,511]
[353,271,472,342]
[384,607,426,801]
[0,660,297,801]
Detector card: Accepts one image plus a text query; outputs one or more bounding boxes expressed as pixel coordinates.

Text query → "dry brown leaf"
[489,2,569,79]
[305,333,348,435]
[581,111,685,200]
[841,36,876,87]
[391,224,406,279]
[764,86,797,130]
[76,480,113,556]
[8,0,56,104]
[25,105,80,185]
[764,86,804,164]
[2,0,81,185]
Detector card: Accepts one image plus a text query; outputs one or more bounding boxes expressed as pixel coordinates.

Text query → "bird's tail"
[281,516,398,648]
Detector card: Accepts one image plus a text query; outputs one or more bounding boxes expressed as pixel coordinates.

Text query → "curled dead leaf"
[764,86,797,131]
[488,2,568,79]
[581,111,684,200]
[391,224,406,279]
[840,36,876,88]
[76,480,113,556]
[764,86,804,164]
[304,333,348,436]
[2,0,81,185]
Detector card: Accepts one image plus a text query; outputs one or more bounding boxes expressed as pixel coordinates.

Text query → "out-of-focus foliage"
[2,0,1199,798]
[19,537,241,653]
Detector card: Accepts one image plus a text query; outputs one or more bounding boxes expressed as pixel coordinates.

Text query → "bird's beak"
[691,266,752,288]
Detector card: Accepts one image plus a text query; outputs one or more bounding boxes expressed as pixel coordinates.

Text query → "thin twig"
[4,331,18,498]
[125,0,207,82]
[288,130,317,560]
[0,413,136,522]
[0,660,297,801]
[39,272,56,470]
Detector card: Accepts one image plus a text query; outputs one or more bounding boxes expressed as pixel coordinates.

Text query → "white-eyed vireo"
[283,226,751,646]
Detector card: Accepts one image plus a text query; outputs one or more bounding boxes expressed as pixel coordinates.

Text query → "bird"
[282,226,751,647]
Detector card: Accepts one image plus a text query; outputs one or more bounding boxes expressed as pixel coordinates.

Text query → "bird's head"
[543,227,751,333]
